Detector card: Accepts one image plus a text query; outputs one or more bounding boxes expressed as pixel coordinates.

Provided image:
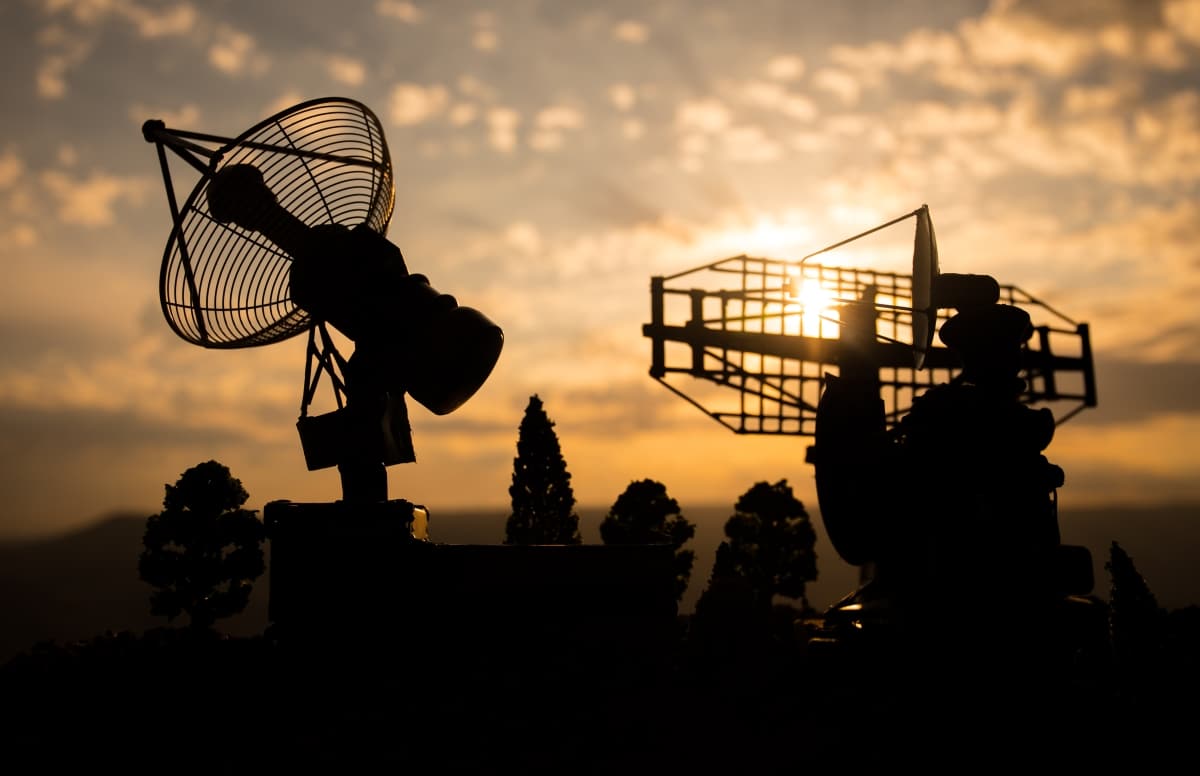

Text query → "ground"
[2,617,1193,772]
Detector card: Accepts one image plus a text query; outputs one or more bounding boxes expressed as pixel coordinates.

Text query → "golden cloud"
[40,169,150,227]
[390,82,449,126]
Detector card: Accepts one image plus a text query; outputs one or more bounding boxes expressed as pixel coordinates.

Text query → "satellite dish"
[144,97,395,348]
[144,97,503,501]
[911,204,938,370]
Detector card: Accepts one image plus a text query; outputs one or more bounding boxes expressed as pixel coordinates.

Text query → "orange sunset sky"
[1,0,1199,539]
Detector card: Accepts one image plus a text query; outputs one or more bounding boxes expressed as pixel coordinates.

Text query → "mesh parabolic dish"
[159,97,394,348]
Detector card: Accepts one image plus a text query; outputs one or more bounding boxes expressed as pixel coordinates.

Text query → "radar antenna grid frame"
[143,96,394,350]
[643,205,1098,438]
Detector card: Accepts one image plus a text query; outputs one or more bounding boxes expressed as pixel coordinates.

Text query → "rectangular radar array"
[643,254,1096,436]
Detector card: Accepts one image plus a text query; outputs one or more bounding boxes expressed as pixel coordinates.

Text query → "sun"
[785,275,840,338]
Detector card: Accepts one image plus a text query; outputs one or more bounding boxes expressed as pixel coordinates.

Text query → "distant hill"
[2,501,1197,666]
[0,514,270,666]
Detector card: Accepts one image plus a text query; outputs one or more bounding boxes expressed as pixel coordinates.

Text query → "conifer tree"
[505,395,581,545]
[600,479,695,603]
[1106,541,1167,673]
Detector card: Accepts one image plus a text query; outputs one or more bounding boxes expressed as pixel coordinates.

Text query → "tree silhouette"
[505,395,581,545]
[1106,540,1166,680]
[600,479,696,602]
[138,460,266,629]
[689,541,762,659]
[722,480,817,609]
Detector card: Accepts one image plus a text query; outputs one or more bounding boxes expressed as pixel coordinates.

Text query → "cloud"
[1050,412,1200,504]
[825,0,1196,103]
[128,103,199,129]
[473,29,499,51]
[34,25,93,100]
[389,82,449,125]
[326,55,366,86]
[504,221,542,255]
[562,176,673,234]
[1167,0,1200,43]
[0,149,25,189]
[457,74,497,101]
[472,10,498,51]
[448,103,477,127]
[1011,0,1163,32]
[486,107,521,152]
[830,28,964,79]
[1062,83,1130,115]
[622,119,645,140]
[261,91,307,118]
[529,105,585,151]
[552,378,692,437]
[675,98,732,134]
[36,56,70,99]
[376,0,423,23]
[0,404,250,453]
[0,325,301,450]
[608,84,637,112]
[897,100,1004,136]
[208,25,269,77]
[613,20,649,44]
[39,170,150,227]
[984,88,1200,185]
[959,7,1099,76]
[1082,359,1200,426]
[40,0,195,33]
[739,80,817,121]
[0,225,38,248]
[765,54,805,81]
[720,126,782,163]
[125,2,196,38]
[812,68,861,104]
[536,106,585,131]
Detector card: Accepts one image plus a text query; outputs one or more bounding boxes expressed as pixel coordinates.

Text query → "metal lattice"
[644,255,1096,436]
[146,97,394,348]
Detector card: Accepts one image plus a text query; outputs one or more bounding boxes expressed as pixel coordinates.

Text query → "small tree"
[687,541,774,668]
[1106,541,1167,676]
[722,479,817,609]
[600,479,695,603]
[139,460,266,629]
[505,395,581,545]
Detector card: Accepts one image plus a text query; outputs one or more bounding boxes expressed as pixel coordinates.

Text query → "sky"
[1,0,1199,539]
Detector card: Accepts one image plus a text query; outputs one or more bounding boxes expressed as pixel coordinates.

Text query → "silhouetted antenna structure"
[143,97,502,502]
[143,97,393,349]
[643,206,1096,436]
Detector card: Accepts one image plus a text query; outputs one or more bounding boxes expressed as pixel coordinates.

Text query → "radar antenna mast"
[644,204,1104,662]
[143,97,504,504]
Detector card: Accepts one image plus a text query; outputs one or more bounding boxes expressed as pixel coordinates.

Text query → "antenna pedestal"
[262,500,680,679]
[264,498,428,647]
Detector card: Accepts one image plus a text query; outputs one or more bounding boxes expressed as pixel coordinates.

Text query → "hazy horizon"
[6,498,1197,614]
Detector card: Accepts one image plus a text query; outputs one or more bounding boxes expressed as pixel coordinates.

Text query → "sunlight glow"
[785,276,841,338]
[695,213,816,258]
